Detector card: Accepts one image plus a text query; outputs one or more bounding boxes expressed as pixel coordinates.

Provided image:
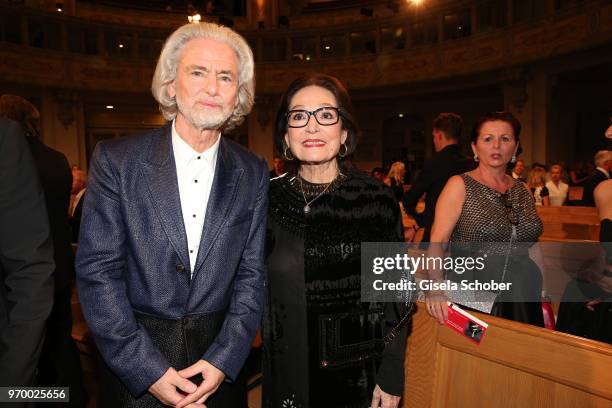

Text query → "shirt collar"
[596,166,610,179]
[171,120,221,170]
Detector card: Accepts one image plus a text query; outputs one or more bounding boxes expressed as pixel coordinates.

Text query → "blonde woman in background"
[527,167,550,206]
[385,161,406,202]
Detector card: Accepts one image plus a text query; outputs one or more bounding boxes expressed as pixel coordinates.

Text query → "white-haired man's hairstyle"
[594,150,611,167]
[151,22,255,131]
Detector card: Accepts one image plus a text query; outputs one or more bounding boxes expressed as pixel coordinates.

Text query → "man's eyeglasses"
[500,192,518,225]
[287,107,341,128]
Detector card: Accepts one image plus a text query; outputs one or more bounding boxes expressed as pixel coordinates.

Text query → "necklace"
[298,173,336,214]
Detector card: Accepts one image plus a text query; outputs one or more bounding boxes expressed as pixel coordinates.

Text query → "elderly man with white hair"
[582,150,611,206]
[76,22,267,408]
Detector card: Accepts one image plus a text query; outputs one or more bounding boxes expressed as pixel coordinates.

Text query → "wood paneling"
[537,206,600,242]
[403,303,612,407]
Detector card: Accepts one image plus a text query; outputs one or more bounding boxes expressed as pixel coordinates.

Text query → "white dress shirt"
[172,121,220,276]
[546,180,568,206]
[595,166,610,179]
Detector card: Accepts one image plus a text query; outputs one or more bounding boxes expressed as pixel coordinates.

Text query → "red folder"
[444,302,488,345]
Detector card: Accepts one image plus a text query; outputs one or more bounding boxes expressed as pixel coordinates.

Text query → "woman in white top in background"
[545,164,569,206]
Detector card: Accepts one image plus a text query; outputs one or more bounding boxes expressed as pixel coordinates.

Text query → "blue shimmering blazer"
[75,124,268,396]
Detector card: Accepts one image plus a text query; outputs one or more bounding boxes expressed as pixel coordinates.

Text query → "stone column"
[40,90,86,169]
[503,68,550,166]
[248,95,277,166]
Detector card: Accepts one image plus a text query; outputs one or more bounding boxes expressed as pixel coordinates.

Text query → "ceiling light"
[324,45,331,50]
[305,55,311,61]
[106,105,114,109]
[398,113,404,118]
[188,13,201,23]
[118,43,124,48]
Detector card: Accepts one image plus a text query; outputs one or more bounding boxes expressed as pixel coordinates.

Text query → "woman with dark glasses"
[263,74,412,408]
[427,111,545,327]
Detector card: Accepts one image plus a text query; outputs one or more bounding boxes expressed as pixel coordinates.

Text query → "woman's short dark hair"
[471,111,521,144]
[471,111,522,157]
[274,74,360,158]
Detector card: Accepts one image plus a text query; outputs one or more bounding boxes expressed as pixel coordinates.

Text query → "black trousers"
[97,311,247,408]
[36,285,87,408]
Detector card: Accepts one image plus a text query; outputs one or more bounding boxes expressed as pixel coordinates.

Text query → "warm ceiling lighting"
[188,13,201,23]
[56,7,63,12]
[56,2,63,12]
[118,43,124,48]
[324,45,331,50]
[410,0,423,5]
[305,55,311,61]
[106,105,114,109]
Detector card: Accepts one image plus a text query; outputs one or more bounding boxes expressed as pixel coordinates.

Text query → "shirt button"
[190,250,194,254]
[176,264,185,273]
[194,179,198,183]
[192,214,196,218]
[197,156,201,160]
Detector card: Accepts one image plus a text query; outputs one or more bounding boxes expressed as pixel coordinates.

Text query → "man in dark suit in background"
[582,150,611,207]
[0,94,86,406]
[0,118,54,390]
[402,113,474,242]
[76,22,267,407]
[69,168,87,243]
[269,155,285,178]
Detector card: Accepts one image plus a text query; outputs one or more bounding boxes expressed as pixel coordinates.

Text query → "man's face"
[514,160,525,175]
[168,38,239,131]
[71,170,85,194]
[273,158,284,173]
[432,129,443,152]
[550,166,561,182]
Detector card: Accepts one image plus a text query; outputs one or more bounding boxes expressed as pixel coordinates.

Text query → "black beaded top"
[451,173,543,243]
[264,168,408,405]
[268,169,401,243]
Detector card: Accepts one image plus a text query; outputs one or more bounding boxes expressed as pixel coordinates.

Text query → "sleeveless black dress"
[263,169,410,408]
[449,174,545,327]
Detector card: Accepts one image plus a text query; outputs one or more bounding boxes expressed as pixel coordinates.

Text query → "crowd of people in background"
[1,16,610,408]
[360,140,611,211]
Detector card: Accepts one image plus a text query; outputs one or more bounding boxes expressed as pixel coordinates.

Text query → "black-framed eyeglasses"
[500,192,518,226]
[286,107,341,128]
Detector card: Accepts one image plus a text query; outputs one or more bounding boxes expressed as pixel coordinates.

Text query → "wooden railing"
[403,302,612,407]
[537,206,600,242]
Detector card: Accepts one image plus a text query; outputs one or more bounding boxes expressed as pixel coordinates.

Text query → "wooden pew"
[537,206,600,242]
[535,206,601,301]
[403,303,612,407]
[568,186,584,202]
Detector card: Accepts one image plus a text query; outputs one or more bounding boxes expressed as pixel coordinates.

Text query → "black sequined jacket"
[263,168,410,404]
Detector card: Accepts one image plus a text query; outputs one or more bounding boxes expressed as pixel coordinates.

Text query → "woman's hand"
[405,225,418,242]
[425,291,448,324]
[370,384,401,408]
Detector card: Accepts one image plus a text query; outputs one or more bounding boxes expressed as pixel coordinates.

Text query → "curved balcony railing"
[0,0,609,93]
